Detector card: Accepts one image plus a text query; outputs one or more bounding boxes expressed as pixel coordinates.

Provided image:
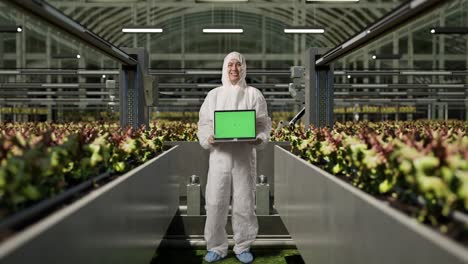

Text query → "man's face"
[228,59,241,84]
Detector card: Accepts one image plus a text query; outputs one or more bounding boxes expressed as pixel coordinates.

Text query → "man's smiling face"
[228,59,241,84]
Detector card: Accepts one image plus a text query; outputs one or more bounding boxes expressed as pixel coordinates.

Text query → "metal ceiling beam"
[49,1,398,9]
[341,5,463,62]
[316,0,446,66]
[4,0,137,66]
[54,4,397,49]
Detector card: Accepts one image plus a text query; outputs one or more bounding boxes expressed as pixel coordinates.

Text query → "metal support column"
[435,103,448,120]
[304,48,334,128]
[119,48,150,129]
[408,29,414,121]
[45,28,52,122]
[428,103,434,119]
[0,30,3,123]
[465,102,468,122]
[256,175,270,216]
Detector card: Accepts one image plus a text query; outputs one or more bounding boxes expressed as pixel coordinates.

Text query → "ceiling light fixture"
[41,83,79,88]
[306,0,359,2]
[196,0,248,2]
[351,84,389,88]
[122,27,163,33]
[77,70,119,75]
[185,70,222,74]
[371,54,401,60]
[430,27,468,34]
[0,26,23,33]
[51,54,81,59]
[428,84,464,88]
[0,70,20,74]
[87,0,139,2]
[400,71,451,75]
[202,28,243,33]
[284,28,325,34]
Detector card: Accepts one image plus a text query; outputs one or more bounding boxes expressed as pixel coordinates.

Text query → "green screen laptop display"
[214,110,256,140]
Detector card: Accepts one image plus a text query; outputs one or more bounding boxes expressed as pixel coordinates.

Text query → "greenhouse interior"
[0,0,467,263]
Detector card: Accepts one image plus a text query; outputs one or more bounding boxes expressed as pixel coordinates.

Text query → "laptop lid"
[214,110,256,140]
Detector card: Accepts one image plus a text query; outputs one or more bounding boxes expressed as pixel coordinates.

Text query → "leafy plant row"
[0,122,164,220]
[274,120,468,233]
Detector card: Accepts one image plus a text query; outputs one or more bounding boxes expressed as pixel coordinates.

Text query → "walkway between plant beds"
[150,248,305,264]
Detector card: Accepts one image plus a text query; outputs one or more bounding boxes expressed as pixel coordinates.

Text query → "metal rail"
[316,0,446,66]
[1,69,467,76]
[4,0,137,66]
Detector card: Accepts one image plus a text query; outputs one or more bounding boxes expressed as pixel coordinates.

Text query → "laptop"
[213,110,256,142]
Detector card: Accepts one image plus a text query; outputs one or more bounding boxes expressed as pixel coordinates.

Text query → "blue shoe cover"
[205,251,222,263]
[236,251,253,263]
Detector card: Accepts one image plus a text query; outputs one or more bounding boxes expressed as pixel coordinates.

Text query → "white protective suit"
[197,52,272,256]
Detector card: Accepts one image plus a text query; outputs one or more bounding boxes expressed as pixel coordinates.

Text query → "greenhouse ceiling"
[0,0,466,69]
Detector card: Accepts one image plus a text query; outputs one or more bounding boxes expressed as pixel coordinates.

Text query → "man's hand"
[208,135,216,145]
[250,137,262,145]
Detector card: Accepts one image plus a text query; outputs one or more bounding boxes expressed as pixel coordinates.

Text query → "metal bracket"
[187,175,201,215]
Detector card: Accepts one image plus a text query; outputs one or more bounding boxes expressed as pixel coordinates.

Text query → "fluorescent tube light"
[369,99,391,102]
[28,91,56,95]
[0,26,22,33]
[41,83,79,88]
[430,27,468,34]
[0,70,20,74]
[371,54,401,60]
[334,71,345,75]
[122,28,163,33]
[351,84,388,88]
[202,28,243,33]
[197,84,218,88]
[87,92,109,95]
[88,0,138,2]
[196,0,248,2]
[416,98,436,102]
[437,92,465,96]
[77,70,119,75]
[428,84,464,88]
[284,28,324,34]
[79,99,102,102]
[379,92,407,95]
[52,54,81,59]
[400,71,451,75]
[306,0,358,2]
[185,70,221,74]
[344,71,399,76]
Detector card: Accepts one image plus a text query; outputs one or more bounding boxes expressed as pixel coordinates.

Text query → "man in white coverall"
[197,51,272,263]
